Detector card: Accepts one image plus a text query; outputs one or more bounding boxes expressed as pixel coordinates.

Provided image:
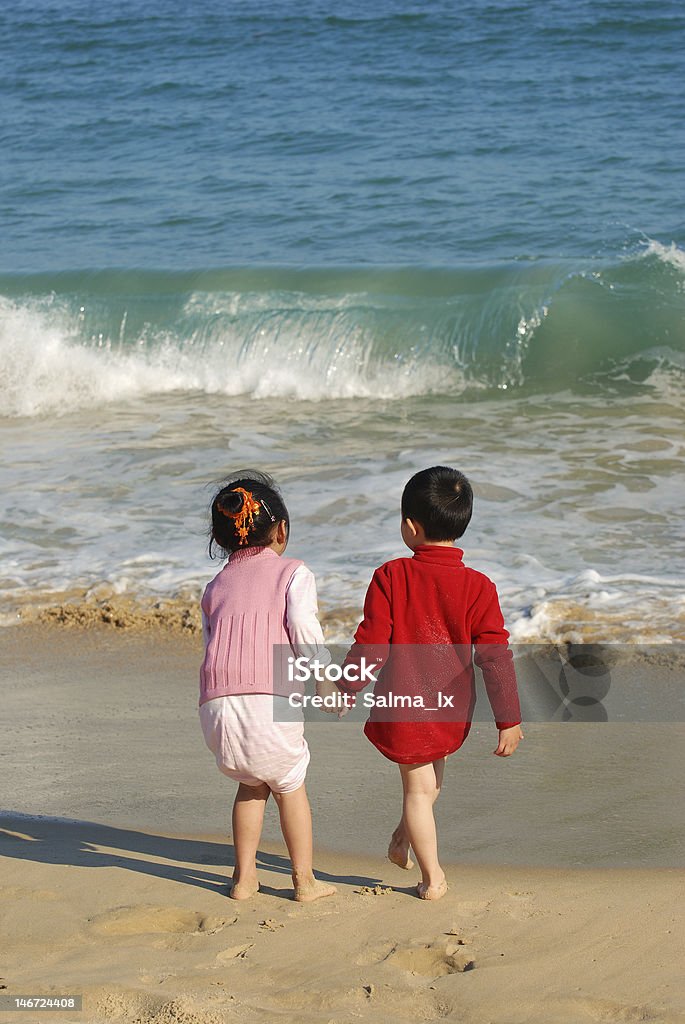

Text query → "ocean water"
[1,0,684,641]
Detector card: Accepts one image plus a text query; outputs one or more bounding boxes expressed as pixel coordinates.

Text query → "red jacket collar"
[412,544,464,566]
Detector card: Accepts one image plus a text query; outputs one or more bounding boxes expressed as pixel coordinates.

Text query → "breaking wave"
[1,239,684,417]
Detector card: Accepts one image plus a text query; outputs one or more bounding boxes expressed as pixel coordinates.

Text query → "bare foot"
[293,878,337,903]
[388,834,414,870]
[417,876,448,901]
[229,877,260,901]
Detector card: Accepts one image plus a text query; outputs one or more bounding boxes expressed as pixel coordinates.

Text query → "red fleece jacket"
[340,544,522,764]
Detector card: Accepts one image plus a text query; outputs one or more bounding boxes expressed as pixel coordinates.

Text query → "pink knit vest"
[199,546,304,705]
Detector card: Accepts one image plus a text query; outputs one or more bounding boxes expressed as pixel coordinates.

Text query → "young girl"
[329,466,523,901]
[199,471,336,903]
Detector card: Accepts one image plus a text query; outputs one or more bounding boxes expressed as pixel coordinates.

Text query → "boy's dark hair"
[209,470,289,557]
[401,466,473,540]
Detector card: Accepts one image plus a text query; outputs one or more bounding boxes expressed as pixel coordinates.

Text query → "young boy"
[333,466,523,900]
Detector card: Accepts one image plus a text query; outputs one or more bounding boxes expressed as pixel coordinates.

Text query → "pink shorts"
[199,694,310,794]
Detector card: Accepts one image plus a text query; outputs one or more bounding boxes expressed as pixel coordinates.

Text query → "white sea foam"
[0,298,186,418]
[641,238,685,277]
[507,568,684,645]
[0,295,464,418]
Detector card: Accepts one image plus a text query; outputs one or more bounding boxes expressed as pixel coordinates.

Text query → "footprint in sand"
[88,905,234,937]
[561,996,662,1024]
[455,898,491,918]
[95,990,225,1024]
[215,943,254,963]
[0,885,60,901]
[500,890,544,920]
[355,940,399,966]
[385,939,475,977]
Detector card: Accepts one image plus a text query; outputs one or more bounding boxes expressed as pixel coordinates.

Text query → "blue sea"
[1,0,684,641]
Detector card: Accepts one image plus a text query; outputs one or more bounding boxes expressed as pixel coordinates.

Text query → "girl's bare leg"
[399,759,448,900]
[230,781,270,899]
[273,784,337,902]
[388,814,414,869]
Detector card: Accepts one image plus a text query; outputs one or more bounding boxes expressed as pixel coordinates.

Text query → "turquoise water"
[1,1,684,640]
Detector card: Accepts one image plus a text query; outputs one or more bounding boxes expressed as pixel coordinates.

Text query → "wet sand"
[1,626,683,868]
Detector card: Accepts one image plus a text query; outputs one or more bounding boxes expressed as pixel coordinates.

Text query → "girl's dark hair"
[401,466,473,540]
[209,470,289,557]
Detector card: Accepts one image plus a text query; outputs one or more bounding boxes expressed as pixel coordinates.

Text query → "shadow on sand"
[0,812,382,898]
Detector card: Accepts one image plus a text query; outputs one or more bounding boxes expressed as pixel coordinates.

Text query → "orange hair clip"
[224,487,262,546]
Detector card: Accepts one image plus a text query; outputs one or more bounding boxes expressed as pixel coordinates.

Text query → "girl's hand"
[494,725,524,756]
[316,678,348,716]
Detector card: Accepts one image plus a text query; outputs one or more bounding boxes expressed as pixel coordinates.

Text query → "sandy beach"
[1,818,683,1024]
[0,625,684,1024]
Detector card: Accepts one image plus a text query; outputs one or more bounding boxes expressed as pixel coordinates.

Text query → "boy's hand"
[316,677,349,716]
[494,725,524,756]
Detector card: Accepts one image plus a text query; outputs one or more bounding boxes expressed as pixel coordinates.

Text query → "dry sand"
[1,816,683,1024]
[0,626,684,1024]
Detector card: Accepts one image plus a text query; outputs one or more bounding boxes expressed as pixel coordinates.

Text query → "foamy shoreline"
[6,589,684,647]
[6,592,364,642]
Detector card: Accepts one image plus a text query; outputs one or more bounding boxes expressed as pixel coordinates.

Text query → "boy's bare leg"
[388,814,414,869]
[389,757,444,868]
[230,781,270,899]
[273,784,337,902]
[433,755,445,793]
[399,760,448,900]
